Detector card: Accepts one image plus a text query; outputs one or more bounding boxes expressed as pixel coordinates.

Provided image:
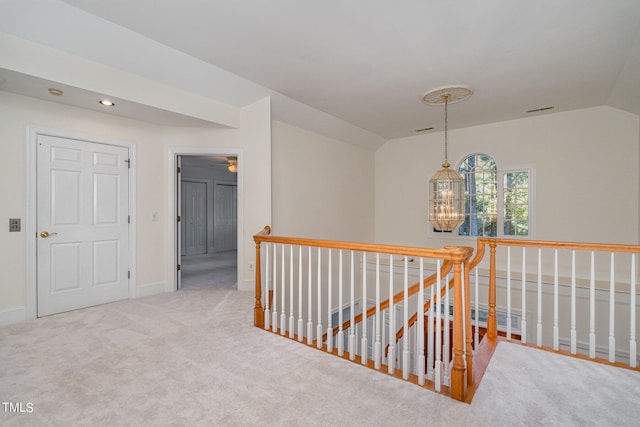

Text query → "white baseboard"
[1,283,168,327]
[135,282,168,298]
[0,306,27,326]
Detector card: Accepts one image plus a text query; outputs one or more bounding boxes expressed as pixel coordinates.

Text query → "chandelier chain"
[443,94,450,168]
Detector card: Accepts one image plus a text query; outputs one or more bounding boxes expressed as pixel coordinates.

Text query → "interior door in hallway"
[37,134,129,316]
[214,182,237,252]
[182,181,207,256]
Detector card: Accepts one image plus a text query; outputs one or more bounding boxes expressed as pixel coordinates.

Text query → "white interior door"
[214,183,237,252]
[182,181,207,256]
[37,135,129,316]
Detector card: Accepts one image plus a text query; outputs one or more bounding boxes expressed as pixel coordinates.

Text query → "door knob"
[40,231,58,238]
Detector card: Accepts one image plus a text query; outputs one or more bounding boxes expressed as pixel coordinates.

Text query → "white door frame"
[26,126,137,320]
[168,148,243,291]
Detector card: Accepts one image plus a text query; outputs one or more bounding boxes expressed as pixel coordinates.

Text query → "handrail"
[253,231,472,263]
[476,237,640,254]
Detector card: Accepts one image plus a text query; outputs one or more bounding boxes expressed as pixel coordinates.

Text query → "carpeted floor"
[180,250,238,289]
[1,260,640,426]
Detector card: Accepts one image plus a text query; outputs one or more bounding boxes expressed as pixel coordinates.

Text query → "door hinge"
[177,166,181,173]
[127,270,131,279]
[177,264,181,271]
[128,215,131,224]
[177,215,181,222]
[125,159,131,169]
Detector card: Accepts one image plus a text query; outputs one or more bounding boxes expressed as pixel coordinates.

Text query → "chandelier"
[422,86,472,232]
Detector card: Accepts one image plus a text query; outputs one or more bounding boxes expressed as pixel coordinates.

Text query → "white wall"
[375,106,640,248]
[163,98,271,292]
[271,121,375,242]
[0,92,270,322]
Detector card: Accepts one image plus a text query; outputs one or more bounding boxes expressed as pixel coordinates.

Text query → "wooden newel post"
[450,258,466,401]
[487,242,497,340]
[254,240,264,328]
[464,257,474,387]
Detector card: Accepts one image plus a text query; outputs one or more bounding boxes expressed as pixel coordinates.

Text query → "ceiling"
[2,0,640,149]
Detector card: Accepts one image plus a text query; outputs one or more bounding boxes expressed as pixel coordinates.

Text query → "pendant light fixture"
[227,157,238,173]
[422,85,473,232]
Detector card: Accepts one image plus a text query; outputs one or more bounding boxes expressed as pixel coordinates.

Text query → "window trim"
[427,154,535,240]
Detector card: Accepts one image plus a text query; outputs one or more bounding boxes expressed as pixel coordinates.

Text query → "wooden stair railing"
[386,269,454,356]
[470,237,640,369]
[323,259,454,342]
[386,244,487,357]
[253,226,475,402]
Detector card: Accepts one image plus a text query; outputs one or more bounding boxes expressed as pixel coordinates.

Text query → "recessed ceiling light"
[48,88,64,96]
[99,99,115,106]
[526,106,554,113]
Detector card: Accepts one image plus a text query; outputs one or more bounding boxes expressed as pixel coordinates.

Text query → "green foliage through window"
[457,154,529,237]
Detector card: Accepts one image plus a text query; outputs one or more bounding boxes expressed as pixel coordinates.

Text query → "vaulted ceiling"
[2,0,640,150]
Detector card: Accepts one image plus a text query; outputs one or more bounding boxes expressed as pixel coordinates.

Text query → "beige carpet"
[1,280,640,426]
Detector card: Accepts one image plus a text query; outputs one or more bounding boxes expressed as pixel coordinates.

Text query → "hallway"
[180,250,237,289]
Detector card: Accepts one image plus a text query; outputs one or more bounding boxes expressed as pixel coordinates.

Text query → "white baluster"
[337,249,344,356]
[289,245,295,339]
[521,247,527,344]
[609,253,616,363]
[327,249,334,353]
[507,247,512,340]
[402,256,409,380]
[435,260,442,392]
[474,266,479,352]
[361,253,368,365]
[381,310,387,366]
[388,255,395,375]
[537,248,542,347]
[443,273,450,386]
[417,258,425,385]
[308,247,314,345]
[349,251,356,361]
[570,250,577,354]
[589,251,596,359]
[630,254,637,368]
[553,249,559,351]
[428,263,435,380]
[317,248,323,349]
[272,243,278,333]
[264,242,270,330]
[281,245,286,336]
[375,253,381,370]
[298,246,303,342]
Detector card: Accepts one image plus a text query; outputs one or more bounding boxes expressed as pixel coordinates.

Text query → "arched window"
[456,154,531,237]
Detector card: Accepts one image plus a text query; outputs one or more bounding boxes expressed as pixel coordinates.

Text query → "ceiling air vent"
[526,106,554,113]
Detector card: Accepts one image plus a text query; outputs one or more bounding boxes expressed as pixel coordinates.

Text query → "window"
[456,153,531,237]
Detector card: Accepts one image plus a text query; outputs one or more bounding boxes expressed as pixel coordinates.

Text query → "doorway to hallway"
[176,154,239,290]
